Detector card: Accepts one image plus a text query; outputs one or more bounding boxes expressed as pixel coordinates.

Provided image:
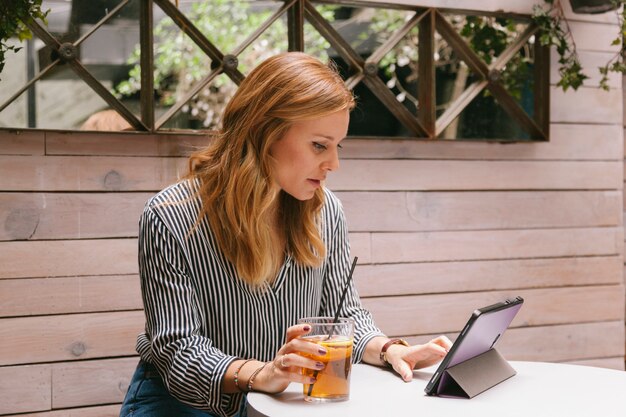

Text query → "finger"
[286,337,328,358]
[285,323,312,342]
[429,336,452,352]
[277,353,325,372]
[393,360,414,382]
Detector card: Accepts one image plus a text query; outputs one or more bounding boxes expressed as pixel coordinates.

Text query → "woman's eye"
[313,142,327,151]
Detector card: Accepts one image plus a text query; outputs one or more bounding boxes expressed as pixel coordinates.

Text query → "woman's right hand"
[251,323,327,394]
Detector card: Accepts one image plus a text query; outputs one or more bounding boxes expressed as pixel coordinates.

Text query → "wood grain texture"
[0,311,144,365]
[498,321,625,363]
[0,193,151,241]
[363,286,625,336]
[365,227,622,264]
[0,130,45,155]
[342,124,622,160]
[2,157,621,193]
[0,364,51,414]
[52,357,137,409]
[0,275,142,317]
[0,155,186,191]
[338,190,621,232]
[45,130,209,157]
[327,160,622,191]
[404,321,625,364]
[551,87,623,124]
[355,256,622,297]
[2,404,121,417]
[0,239,138,279]
[569,20,622,53]
[2,190,618,241]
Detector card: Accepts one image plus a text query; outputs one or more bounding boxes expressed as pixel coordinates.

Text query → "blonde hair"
[188,52,354,287]
[81,109,132,131]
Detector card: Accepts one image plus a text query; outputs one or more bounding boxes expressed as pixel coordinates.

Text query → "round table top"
[247,361,626,417]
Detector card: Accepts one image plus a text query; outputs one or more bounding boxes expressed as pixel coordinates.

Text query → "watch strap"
[380,338,409,367]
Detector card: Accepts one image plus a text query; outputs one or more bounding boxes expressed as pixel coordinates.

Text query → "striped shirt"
[135,179,384,417]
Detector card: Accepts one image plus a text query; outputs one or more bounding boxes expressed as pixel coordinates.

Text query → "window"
[0,0,548,141]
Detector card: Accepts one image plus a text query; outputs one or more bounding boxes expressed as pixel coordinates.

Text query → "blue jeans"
[120,360,246,417]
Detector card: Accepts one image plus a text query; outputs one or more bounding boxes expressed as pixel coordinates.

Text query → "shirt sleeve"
[319,194,385,363]
[138,205,239,415]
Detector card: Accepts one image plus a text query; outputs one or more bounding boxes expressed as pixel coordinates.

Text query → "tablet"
[424,296,524,396]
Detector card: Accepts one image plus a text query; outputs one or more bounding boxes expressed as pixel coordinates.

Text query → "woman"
[120,52,452,417]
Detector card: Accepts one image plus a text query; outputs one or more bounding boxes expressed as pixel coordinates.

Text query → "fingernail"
[315,362,325,369]
[303,325,311,331]
[318,348,327,355]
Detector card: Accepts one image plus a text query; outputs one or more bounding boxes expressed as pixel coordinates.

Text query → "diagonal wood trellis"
[1,0,549,139]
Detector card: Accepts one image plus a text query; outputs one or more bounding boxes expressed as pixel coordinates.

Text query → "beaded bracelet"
[247,362,269,392]
[234,359,254,392]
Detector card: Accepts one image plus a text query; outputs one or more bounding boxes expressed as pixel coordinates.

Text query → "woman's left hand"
[385,336,453,382]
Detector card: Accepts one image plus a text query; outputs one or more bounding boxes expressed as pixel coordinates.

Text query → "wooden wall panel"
[45,130,207,157]
[328,160,622,191]
[0,275,141,317]
[3,156,620,193]
[0,364,51,415]
[551,88,623,124]
[0,193,151,241]
[52,357,137,409]
[0,311,144,366]
[339,191,621,232]
[0,155,186,191]
[363,286,625,336]
[366,227,622,264]
[0,239,138,279]
[356,256,622,297]
[404,321,625,364]
[499,321,625,363]
[554,50,621,89]
[343,124,622,161]
[0,130,44,155]
[569,21,621,52]
[2,190,618,242]
[3,405,121,417]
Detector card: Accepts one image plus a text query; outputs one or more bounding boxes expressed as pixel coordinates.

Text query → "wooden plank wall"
[0,3,624,416]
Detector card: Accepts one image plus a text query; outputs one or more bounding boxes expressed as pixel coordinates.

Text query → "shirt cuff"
[353,331,386,364]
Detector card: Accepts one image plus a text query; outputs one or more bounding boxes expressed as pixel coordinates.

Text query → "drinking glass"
[297,317,355,402]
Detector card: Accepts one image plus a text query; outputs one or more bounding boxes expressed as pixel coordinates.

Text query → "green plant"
[366,11,533,105]
[0,0,48,79]
[115,0,334,128]
[532,0,625,91]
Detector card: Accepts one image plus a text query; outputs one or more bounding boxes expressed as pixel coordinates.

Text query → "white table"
[247,362,626,417]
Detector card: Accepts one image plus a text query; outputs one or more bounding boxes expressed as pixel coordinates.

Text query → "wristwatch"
[379,338,409,367]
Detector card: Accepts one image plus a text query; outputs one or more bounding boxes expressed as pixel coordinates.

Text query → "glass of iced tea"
[297,317,355,402]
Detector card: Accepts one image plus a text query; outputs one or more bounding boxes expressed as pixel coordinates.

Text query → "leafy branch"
[0,0,49,79]
[532,0,625,91]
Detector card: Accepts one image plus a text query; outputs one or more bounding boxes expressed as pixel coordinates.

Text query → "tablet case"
[425,296,523,398]
[436,348,516,398]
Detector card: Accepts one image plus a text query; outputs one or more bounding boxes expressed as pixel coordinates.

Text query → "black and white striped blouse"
[135,178,384,417]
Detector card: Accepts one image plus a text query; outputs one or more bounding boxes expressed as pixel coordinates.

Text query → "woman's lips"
[307,179,321,187]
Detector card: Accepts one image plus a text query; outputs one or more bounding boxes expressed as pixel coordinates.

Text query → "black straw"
[331,256,358,327]
[307,256,358,397]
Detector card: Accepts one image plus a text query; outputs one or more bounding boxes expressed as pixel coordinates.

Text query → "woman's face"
[269,109,349,201]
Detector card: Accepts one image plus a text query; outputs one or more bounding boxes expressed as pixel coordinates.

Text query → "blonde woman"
[120,52,451,417]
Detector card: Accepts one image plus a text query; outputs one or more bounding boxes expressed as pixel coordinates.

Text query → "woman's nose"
[323,148,340,171]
